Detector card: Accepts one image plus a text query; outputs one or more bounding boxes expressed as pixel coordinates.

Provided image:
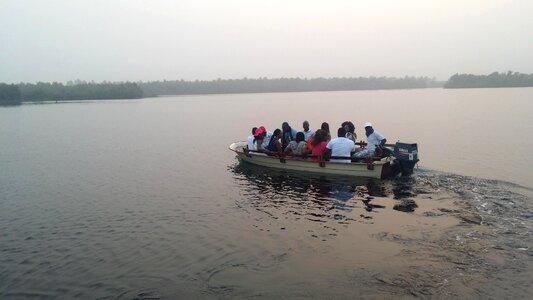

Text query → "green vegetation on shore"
[0,83,21,105]
[140,76,441,96]
[445,71,533,88]
[0,77,441,104]
[3,71,533,105]
[0,81,143,105]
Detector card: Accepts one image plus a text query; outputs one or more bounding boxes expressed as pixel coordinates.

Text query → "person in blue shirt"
[281,122,297,149]
[266,129,283,154]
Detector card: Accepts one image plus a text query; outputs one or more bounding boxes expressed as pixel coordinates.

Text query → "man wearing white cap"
[354,122,387,158]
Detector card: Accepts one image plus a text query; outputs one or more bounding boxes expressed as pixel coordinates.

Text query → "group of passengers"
[246,121,387,163]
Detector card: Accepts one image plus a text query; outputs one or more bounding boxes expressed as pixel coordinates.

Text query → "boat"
[229,141,419,179]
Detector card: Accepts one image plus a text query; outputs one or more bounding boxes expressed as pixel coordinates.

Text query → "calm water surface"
[1,88,532,299]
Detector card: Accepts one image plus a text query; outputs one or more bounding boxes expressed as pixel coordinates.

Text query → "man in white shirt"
[302,120,314,141]
[354,122,387,158]
[325,127,356,163]
[247,127,257,150]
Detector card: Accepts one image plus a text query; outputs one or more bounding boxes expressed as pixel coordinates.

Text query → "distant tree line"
[9,71,533,104]
[0,83,21,105]
[444,71,533,88]
[0,81,143,105]
[139,76,442,96]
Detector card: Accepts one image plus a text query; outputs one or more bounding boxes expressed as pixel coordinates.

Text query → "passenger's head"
[252,127,257,135]
[273,128,282,138]
[254,127,265,137]
[321,122,330,133]
[303,121,310,131]
[282,122,290,132]
[364,122,374,135]
[342,121,355,133]
[337,127,346,138]
[296,132,305,143]
[313,129,328,145]
[253,126,266,142]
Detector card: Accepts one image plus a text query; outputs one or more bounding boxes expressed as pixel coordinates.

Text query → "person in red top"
[310,129,329,160]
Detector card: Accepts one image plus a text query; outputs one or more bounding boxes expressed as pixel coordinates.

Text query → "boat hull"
[229,142,391,179]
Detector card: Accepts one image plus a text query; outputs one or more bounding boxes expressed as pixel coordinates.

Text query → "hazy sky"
[1,0,532,83]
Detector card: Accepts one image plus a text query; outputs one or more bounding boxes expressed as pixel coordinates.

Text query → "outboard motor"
[393,142,419,176]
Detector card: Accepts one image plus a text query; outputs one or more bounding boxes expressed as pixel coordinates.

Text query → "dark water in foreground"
[1,90,532,299]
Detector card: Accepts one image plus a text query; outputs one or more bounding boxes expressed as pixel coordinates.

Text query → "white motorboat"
[229,141,419,179]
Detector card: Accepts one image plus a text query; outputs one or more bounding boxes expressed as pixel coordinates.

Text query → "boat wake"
[229,162,533,298]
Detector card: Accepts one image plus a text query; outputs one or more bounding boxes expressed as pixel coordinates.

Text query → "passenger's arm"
[284,146,292,154]
[275,140,283,154]
[324,148,332,160]
[256,139,265,152]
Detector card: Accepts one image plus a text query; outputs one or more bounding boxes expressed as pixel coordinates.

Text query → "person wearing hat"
[354,122,387,158]
[253,126,273,151]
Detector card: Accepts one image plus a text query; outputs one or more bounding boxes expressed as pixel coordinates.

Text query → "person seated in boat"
[320,122,331,141]
[281,122,297,149]
[302,120,314,141]
[262,126,273,149]
[325,127,356,163]
[310,129,329,160]
[354,122,387,158]
[253,126,267,151]
[306,135,314,151]
[265,129,283,155]
[341,121,357,143]
[247,127,257,150]
[253,126,273,150]
[284,132,309,156]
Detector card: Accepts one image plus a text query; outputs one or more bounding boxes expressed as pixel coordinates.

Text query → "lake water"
[1,88,532,299]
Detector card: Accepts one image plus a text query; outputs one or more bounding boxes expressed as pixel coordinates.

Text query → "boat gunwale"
[229,141,391,166]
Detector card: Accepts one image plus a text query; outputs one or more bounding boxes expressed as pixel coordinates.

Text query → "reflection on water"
[230,161,422,223]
